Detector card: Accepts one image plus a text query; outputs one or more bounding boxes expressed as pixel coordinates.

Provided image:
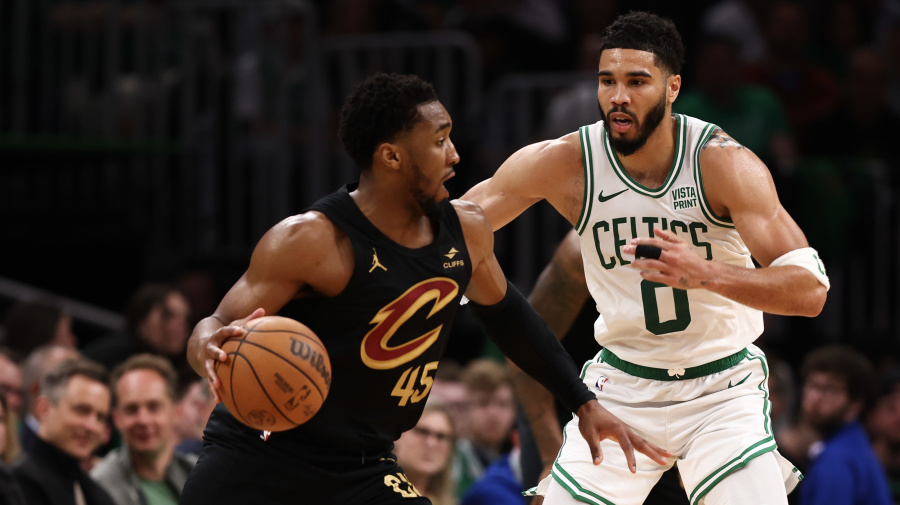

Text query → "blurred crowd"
[0,285,896,504]
[2,0,900,504]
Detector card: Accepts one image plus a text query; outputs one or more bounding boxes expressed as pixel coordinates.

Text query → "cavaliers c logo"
[360,278,459,370]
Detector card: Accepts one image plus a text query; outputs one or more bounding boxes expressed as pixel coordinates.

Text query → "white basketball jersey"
[576,114,764,369]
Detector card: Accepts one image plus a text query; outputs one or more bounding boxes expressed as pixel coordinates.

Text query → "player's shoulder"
[525,130,583,165]
[259,210,345,257]
[699,127,761,169]
[698,126,771,183]
[697,126,777,214]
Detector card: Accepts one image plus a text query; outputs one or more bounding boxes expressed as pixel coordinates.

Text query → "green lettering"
[612,218,630,265]
[689,222,713,260]
[592,222,617,269]
[670,220,688,235]
[642,217,659,237]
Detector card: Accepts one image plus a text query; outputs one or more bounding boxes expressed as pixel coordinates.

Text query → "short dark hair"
[110,353,179,405]
[802,345,877,412]
[3,298,66,357]
[125,283,180,337]
[338,73,439,170]
[599,11,685,76]
[41,358,108,405]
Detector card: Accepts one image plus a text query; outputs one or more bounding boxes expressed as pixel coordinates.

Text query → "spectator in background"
[84,283,191,375]
[455,359,517,497]
[0,348,24,419]
[744,0,838,143]
[3,297,78,358]
[0,394,27,505]
[12,358,115,505]
[91,354,197,505]
[460,426,523,505]
[797,345,892,505]
[801,46,900,168]
[173,378,216,457]
[428,360,470,440]
[19,344,82,453]
[868,369,900,504]
[700,0,769,64]
[810,0,874,80]
[674,34,795,174]
[393,401,458,505]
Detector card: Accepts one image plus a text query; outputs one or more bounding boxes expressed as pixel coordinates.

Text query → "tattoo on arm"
[702,128,744,150]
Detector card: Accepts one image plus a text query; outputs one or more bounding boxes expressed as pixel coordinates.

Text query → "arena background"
[1,0,899,373]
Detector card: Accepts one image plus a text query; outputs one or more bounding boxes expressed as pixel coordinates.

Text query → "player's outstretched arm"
[455,201,671,471]
[510,229,590,471]
[187,212,342,400]
[624,129,828,316]
[461,132,584,231]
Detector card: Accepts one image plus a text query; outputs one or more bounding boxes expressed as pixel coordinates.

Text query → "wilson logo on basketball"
[290,338,332,387]
[361,278,459,370]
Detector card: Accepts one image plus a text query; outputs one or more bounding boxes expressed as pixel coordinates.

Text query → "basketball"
[216,315,331,432]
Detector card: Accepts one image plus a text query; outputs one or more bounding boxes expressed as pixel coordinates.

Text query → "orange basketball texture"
[216,316,331,431]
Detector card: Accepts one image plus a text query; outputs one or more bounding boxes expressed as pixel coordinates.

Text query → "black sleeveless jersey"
[204,184,472,459]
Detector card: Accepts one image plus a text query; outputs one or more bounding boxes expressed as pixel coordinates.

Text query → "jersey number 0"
[641,280,691,334]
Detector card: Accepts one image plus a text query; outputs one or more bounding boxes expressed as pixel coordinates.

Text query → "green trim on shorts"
[550,423,617,504]
[688,437,778,505]
[745,350,773,435]
[598,348,749,380]
[552,462,617,505]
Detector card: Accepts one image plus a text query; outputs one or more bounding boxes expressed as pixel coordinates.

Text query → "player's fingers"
[206,377,221,403]
[587,436,604,466]
[241,307,266,325]
[632,435,672,465]
[205,360,220,389]
[616,431,637,473]
[653,228,673,240]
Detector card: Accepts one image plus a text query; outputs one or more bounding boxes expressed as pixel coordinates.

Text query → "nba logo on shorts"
[595,375,610,392]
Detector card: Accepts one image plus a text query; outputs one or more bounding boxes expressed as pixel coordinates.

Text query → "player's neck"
[352,179,436,249]
[615,114,678,189]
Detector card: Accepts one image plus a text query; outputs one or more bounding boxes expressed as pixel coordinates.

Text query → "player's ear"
[376,142,402,170]
[667,74,681,104]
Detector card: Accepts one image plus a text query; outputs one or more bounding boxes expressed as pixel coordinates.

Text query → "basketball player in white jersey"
[462,11,829,505]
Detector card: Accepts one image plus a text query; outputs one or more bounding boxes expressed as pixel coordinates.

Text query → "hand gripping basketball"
[216,316,332,431]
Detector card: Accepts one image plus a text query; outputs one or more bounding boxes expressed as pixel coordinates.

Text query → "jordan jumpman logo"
[369,248,387,273]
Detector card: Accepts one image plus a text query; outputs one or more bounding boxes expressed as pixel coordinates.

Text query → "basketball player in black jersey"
[179,73,669,505]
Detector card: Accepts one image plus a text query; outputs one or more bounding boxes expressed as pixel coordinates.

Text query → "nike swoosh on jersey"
[728,372,752,388]
[597,189,628,202]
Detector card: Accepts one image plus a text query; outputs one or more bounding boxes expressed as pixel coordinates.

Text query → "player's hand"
[623,228,712,290]
[203,308,266,402]
[576,400,671,473]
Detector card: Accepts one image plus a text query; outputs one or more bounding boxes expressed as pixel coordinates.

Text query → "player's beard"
[410,162,445,221]
[598,87,667,157]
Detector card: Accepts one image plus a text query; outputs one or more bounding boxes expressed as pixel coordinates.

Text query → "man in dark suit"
[13,358,116,505]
